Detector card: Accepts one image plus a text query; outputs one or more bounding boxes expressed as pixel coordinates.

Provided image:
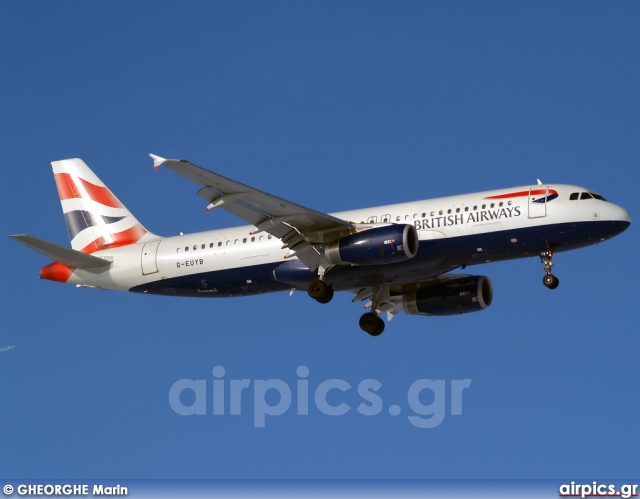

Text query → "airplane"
[10,155,632,336]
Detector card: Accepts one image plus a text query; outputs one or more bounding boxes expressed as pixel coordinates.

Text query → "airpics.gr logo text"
[168,366,471,428]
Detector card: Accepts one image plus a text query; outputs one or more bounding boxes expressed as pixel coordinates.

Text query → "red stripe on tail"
[54,173,124,209]
[79,224,147,254]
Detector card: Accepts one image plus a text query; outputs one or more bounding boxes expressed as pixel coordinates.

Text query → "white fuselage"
[63,183,631,294]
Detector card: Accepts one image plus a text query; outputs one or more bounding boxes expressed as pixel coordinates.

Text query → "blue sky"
[0,1,638,480]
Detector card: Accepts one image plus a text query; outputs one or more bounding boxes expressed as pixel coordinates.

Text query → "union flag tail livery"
[12,159,157,285]
[52,158,156,253]
[11,154,631,336]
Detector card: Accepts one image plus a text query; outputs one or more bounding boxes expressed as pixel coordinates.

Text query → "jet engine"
[402,275,493,316]
[325,224,419,266]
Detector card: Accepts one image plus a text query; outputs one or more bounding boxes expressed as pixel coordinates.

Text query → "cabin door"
[141,240,161,275]
[528,187,549,218]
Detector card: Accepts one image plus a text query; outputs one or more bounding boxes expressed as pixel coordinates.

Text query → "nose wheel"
[540,249,559,289]
[543,273,559,289]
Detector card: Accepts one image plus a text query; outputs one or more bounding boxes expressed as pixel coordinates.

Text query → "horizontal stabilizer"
[9,235,111,269]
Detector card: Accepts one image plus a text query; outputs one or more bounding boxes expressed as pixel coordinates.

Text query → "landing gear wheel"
[308,279,333,303]
[315,286,334,304]
[359,312,385,336]
[540,249,559,290]
[542,274,559,289]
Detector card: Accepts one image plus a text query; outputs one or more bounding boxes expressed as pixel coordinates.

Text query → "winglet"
[149,154,167,170]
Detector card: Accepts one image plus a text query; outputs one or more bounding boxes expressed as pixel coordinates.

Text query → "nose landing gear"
[540,249,559,289]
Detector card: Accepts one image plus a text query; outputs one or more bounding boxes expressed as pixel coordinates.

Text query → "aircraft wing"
[151,154,359,271]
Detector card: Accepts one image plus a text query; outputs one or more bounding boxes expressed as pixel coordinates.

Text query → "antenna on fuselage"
[536,179,542,185]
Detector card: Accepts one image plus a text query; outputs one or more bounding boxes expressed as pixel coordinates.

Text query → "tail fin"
[52,158,156,254]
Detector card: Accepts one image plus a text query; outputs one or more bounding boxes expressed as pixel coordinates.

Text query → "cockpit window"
[571,191,607,201]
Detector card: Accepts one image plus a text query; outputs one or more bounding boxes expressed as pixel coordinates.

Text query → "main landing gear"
[307,279,334,304]
[540,249,559,289]
[358,285,386,336]
[307,278,386,336]
[359,312,385,336]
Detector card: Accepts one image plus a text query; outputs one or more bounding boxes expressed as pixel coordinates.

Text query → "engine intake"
[403,275,493,316]
[325,224,419,266]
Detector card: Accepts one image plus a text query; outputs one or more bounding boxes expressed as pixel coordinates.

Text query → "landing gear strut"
[307,279,334,304]
[540,249,559,289]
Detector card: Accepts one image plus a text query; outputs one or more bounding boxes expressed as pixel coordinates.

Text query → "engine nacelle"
[325,224,419,266]
[403,276,493,316]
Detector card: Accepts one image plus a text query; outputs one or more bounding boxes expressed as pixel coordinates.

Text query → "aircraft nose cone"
[608,204,632,238]
[611,203,632,226]
[619,206,632,225]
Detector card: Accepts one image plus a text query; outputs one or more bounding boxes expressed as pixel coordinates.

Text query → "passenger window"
[413,214,418,219]
[226,240,230,246]
[456,208,460,213]
[218,242,222,247]
[482,204,486,209]
[201,244,205,249]
[490,203,494,208]
[209,243,213,248]
[268,235,272,239]
[439,210,443,215]
[421,213,426,218]
[396,216,401,221]
[430,211,434,216]
[507,201,512,206]
[177,248,181,253]
[251,237,255,242]
[185,246,189,251]
[580,192,593,200]
[242,238,247,243]
[259,236,264,241]
[464,207,469,212]
[193,245,197,250]
[447,209,451,214]
[367,216,378,223]
[473,206,477,210]
[381,215,390,223]
[499,202,503,207]
[570,193,579,200]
